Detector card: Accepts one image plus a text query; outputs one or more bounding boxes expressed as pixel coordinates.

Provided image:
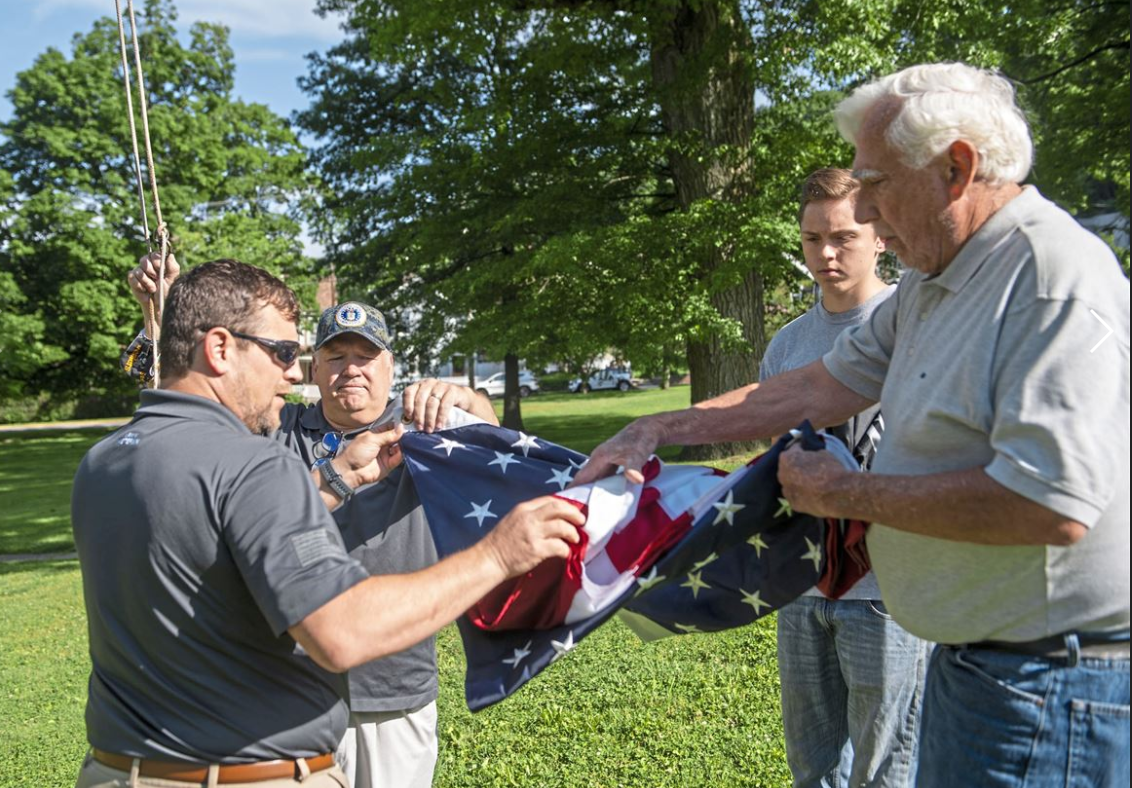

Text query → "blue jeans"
[777,597,931,788]
[918,639,1130,788]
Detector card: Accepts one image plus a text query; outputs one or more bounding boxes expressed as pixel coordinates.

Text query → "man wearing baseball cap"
[126,253,496,788]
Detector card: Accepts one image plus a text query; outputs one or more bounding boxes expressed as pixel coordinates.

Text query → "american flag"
[399,422,868,711]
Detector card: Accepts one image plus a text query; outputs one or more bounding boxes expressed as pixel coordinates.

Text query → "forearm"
[465,390,499,425]
[650,360,874,447]
[293,541,506,671]
[824,466,1086,546]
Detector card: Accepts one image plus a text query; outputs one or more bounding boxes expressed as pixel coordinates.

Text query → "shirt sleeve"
[984,296,1127,527]
[759,338,781,382]
[221,449,369,635]
[822,282,900,401]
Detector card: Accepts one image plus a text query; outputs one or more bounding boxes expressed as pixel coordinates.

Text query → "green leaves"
[0,0,315,409]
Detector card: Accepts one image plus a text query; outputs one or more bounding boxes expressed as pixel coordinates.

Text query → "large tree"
[0,0,313,415]
[300,2,657,429]
[301,0,1128,443]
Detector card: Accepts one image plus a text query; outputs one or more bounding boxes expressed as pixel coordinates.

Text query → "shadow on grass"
[0,429,115,554]
[0,558,80,578]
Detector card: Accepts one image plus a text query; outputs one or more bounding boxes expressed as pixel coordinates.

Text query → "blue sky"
[0,0,347,123]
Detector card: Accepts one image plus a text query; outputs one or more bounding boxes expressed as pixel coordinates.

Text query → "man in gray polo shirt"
[126,255,494,788]
[576,63,1128,786]
[77,259,582,787]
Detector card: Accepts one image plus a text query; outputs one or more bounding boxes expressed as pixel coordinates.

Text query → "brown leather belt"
[92,749,335,784]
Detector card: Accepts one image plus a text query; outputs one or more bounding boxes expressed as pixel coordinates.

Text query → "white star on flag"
[464,500,498,528]
[681,570,711,599]
[434,437,467,457]
[691,552,718,572]
[747,533,768,557]
[775,497,793,518]
[635,566,666,593]
[567,457,588,470]
[545,467,574,490]
[549,631,576,662]
[740,588,771,614]
[502,641,532,668]
[801,536,822,572]
[674,622,702,634]
[712,491,746,525]
[511,432,540,457]
[488,451,521,473]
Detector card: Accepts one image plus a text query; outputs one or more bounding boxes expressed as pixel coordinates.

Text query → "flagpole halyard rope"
[115,0,168,387]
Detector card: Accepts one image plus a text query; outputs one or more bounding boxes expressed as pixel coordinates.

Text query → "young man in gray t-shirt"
[760,169,929,788]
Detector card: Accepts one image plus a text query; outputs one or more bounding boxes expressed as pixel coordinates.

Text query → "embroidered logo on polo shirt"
[335,303,366,328]
[291,530,338,567]
[117,432,140,447]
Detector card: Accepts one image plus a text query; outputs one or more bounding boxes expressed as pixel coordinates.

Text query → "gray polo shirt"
[72,390,369,761]
[276,402,439,712]
[824,186,1130,644]
[761,285,895,600]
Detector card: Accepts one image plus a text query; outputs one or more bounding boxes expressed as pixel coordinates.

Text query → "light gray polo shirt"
[761,286,895,600]
[824,187,1130,644]
[72,390,369,761]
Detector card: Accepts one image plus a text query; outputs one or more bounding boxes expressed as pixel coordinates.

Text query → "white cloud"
[36,0,344,42]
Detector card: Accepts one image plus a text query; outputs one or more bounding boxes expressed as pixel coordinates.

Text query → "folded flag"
[399,422,868,711]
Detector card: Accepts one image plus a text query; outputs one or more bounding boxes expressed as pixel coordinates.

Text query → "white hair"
[835,63,1033,184]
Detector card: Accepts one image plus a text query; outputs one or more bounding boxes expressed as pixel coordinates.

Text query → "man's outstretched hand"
[571,416,666,486]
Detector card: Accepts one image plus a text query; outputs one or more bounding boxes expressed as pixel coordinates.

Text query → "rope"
[113,0,168,387]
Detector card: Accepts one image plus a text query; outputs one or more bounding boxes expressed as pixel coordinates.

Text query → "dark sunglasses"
[228,330,301,366]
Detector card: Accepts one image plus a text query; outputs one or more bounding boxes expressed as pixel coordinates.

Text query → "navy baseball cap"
[315,302,393,352]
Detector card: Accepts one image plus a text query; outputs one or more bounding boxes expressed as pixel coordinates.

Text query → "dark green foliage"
[0,0,316,413]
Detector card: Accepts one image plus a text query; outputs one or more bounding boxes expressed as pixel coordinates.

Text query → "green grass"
[500,386,692,457]
[0,430,117,554]
[0,562,788,788]
[0,386,791,787]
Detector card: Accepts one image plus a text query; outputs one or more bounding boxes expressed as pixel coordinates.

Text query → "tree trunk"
[467,353,476,390]
[649,0,765,461]
[501,352,524,431]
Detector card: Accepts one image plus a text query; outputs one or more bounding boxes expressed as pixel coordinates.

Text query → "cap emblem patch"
[335,303,366,328]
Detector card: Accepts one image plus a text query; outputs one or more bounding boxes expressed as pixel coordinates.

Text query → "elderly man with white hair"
[575,62,1129,787]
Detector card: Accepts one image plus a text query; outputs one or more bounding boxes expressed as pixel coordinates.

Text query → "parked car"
[568,367,633,393]
[476,370,540,398]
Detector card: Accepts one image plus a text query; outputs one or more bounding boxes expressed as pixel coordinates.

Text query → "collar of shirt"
[300,399,402,436]
[300,401,333,434]
[137,389,253,434]
[927,185,1041,295]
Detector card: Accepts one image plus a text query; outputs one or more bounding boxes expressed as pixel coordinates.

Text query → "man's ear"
[196,328,238,375]
[947,140,978,201]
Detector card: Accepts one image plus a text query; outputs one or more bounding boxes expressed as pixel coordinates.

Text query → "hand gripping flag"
[399,422,869,711]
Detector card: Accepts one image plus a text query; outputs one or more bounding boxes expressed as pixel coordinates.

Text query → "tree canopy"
[2,0,1126,424]
[0,0,314,414]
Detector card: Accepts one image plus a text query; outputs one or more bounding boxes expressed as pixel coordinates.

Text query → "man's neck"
[320,401,389,432]
[821,276,888,314]
[935,182,1025,274]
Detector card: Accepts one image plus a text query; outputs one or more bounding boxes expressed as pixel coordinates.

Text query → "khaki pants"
[75,753,350,788]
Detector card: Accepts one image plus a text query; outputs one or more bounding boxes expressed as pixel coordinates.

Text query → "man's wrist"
[316,458,355,501]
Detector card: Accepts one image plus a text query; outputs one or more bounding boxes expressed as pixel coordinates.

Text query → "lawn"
[0,386,791,787]
[0,430,111,555]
